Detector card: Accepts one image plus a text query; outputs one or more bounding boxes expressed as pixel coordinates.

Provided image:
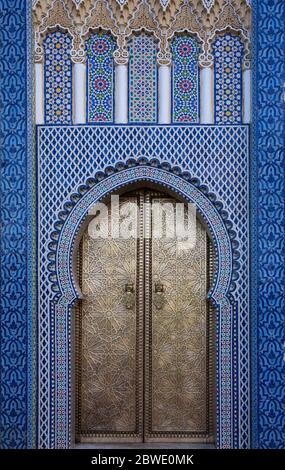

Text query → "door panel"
[144,196,212,441]
[76,190,215,443]
[76,196,144,441]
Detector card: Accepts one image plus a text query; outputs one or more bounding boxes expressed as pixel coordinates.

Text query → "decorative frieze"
[33,0,251,66]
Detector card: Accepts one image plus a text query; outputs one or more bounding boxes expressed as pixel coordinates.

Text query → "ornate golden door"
[76,190,215,443]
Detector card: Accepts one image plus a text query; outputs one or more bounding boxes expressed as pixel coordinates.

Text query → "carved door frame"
[44,162,239,448]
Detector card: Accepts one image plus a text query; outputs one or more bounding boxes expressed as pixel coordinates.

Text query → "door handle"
[153,282,166,310]
[124,282,135,310]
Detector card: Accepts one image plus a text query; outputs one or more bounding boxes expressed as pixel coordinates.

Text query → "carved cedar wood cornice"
[33,0,251,66]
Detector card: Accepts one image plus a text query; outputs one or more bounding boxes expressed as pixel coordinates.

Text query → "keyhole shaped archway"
[47,160,239,449]
[75,186,217,444]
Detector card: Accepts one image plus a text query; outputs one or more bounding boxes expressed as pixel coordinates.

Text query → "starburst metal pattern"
[78,198,141,438]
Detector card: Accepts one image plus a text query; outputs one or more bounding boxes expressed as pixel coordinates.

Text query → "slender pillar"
[243,67,251,124]
[35,62,44,124]
[73,62,86,124]
[200,65,214,124]
[115,63,128,123]
[158,64,171,124]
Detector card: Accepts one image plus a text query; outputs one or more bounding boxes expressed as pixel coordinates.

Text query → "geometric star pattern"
[129,33,158,122]
[213,34,243,124]
[172,35,200,123]
[44,31,72,124]
[86,32,116,122]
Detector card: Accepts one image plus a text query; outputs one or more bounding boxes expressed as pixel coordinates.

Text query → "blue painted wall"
[251,0,285,448]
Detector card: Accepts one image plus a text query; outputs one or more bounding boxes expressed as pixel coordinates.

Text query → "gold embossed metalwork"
[76,189,215,443]
[76,196,144,441]
[144,194,214,441]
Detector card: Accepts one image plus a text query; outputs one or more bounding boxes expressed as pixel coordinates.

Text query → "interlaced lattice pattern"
[129,34,158,122]
[38,125,249,448]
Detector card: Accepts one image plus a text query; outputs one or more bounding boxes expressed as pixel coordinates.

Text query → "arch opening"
[73,183,217,445]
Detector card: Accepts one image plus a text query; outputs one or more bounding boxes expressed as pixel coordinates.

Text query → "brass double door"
[76,190,215,443]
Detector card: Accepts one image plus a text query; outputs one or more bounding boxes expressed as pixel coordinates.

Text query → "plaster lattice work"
[37,125,250,448]
[32,0,251,67]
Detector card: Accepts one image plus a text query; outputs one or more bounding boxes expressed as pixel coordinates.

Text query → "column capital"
[242,67,251,124]
[157,52,172,67]
[114,34,129,65]
[113,48,129,65]
[243,57,251,71]
[199,53,214,69]
[71,48,86,64]
[35,44,44,63]
[35,62,44,124]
